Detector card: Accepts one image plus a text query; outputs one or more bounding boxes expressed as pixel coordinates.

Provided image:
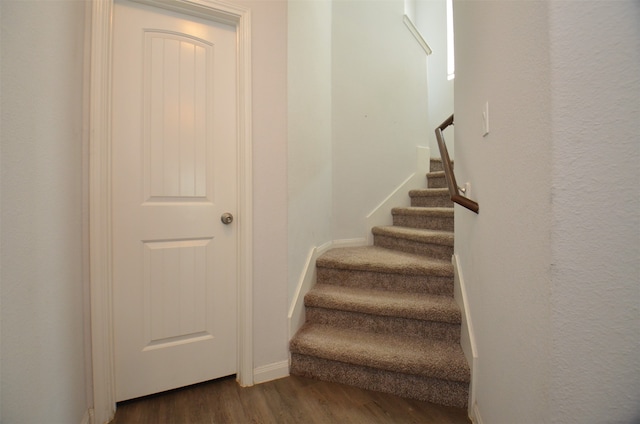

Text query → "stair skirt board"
[365,146,431,244]
[453,253,478,416]
[290,353,469,409]
[288,241,333,340]
[288,238,368,340]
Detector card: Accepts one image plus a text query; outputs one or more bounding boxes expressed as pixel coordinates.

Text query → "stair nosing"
[409,188,451,197]
[372,226,454,246]
[305,284,461,324]
[316,246,454,277]
[392,207,454,218]
[290,323,470,383]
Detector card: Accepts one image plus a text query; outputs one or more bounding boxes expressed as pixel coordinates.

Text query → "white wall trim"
[81,409,93,424]
[253,360,290,385]
[403,15,432,55]
[453,253,478,421]
[288,241,332,340]
[365,146,430,244]
[88,1,116,422]
[472,402,484,424]
[287,236,368,341]
[89,1,253,422]
[331,237,369,249]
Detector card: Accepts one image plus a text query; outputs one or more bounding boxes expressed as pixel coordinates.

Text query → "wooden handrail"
[435,114,479,214]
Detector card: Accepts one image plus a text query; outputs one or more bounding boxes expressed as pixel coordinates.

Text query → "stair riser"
[429,159,445,173]
[305,307,461,342]
[290,354,469,409]
[317,267,454,297]
[410,195,454,208]
[428,176,447,189]
[373,235,453,261]
[392,215,454,232]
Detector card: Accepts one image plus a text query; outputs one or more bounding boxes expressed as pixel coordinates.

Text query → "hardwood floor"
[111,375,471,424]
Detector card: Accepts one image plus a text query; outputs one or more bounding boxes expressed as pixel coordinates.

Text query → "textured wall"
[0,1,89,422]
[455,1,639,422]
[454,1,553,421]
[548,2,640,422]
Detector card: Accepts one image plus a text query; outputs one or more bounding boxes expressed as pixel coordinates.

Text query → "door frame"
[88,0,253,422]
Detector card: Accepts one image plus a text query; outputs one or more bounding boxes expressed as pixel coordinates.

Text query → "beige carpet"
[289,159,470,408]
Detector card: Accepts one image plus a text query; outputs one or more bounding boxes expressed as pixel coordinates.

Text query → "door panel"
[112,0,237,402]
[145,31,210,200]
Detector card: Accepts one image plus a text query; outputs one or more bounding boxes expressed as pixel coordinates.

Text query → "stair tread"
[409,188,450,197]
[372,226,453,246]
[306,284,460,323]
[317,246,453,277]
[290,323,470,383]
[392,206,454,216]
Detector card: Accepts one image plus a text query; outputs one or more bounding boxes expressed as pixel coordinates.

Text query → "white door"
[112,0,238,402]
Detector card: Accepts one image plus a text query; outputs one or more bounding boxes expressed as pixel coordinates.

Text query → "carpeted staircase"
[289,158,470,408]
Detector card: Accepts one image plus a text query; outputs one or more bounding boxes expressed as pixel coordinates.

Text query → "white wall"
[287,0,430,308]
[331,0,429,240]
[415,0,454,157]
[1,3,289,422]
[0,1,89,422]
[454,2,553,421]
[233,0,289,372]
[547,3,639,422]
[455,1,639,422]
[287,0,333,304]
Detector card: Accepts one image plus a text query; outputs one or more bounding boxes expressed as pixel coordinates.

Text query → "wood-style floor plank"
[111,375,471,424]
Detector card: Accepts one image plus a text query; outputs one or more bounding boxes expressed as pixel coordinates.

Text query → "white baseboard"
[253,360,290,384]
[81,409,93,424]
[453,253,478,419]
[472,402,484,424]
[365,146,430,244]
[331,237,368,249]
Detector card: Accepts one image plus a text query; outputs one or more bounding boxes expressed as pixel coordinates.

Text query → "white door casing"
[112,0,237,401]
[88,0,252,420]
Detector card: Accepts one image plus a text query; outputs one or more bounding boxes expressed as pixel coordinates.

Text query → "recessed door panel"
[143,238,211,344]
[144,32,212,201]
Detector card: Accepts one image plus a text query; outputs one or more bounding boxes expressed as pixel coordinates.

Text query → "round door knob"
[221,213,234,225]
